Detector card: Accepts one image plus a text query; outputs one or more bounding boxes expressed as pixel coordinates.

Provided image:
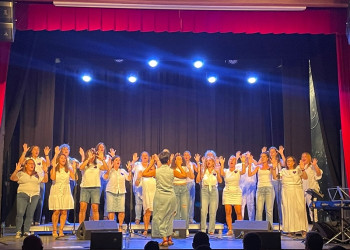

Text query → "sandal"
[168,240,174,245]
[209,232,214,235]
[142,230,148,236]
[52,231,58,238]
[59,229,64,237]
[227,230,233,236]
[159,241,169,247]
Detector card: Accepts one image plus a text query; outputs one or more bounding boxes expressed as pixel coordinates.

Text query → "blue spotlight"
[127,75,138,83]
[247,76,257,84]
[148,59,159,68]
[81,74,92,83]
[207,76,217,84]
[193,60,204,69]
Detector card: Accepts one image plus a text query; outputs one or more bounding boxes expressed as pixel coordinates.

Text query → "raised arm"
[80,151,93,171]
[248,162,259,177]
[240,154,247,175]
[10,163,22,182]
[219,156,226,177]
[142,155,156,177]
[312,158,322,177]
[187,162,195,180]
[43,146,51,170]
[299,160,308,180]
[18,144,30,165]
[278,145,286,167]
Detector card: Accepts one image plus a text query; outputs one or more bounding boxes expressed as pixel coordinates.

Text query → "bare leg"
[59,210,67,236]
[91,203,99,221]
[225,205,233,232]
[108,212,115,220]
[79,202,88,224]
[118,212,125,232]
[52,210,60,237]
[234,205,242,220]
[143,209,152,235]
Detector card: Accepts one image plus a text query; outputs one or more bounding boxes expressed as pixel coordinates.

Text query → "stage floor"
[0,228,350,250]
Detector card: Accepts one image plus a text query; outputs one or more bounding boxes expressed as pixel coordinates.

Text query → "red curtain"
[0,42,11,127]
[336,34,350,187]
[16,3,346,34]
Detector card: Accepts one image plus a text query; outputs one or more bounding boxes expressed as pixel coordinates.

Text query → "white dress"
[222,169,242,205]
[142,177,156,212]
[281,167,308,232]
[49,169,74,210]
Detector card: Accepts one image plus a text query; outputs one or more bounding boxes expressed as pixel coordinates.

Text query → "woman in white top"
[104,155,132,232]
[10,158,48,238]
[172,154,194,235]
[183,151,197,224]
[79,149,108,223]
[195,154,223,235]
[19,143,51,226]
[221,152,247,235]
[300,152,323,223]
[249,152,277,227]
[49,153,76,237]
[281,156,308,237]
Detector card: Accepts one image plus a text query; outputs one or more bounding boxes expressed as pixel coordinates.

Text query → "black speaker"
[256,232,281,250]
[77,221,118,240]
[90,231,122,250]
[0,1,14,42]
[311,222,339,239]
[233,220,272,236]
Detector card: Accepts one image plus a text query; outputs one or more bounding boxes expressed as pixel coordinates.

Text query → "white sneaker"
[15,232,21,239]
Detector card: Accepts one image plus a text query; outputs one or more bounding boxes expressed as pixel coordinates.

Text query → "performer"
[141,153,157,235]
[78,149,108,223]
[143,152,187,247]
[195,153,223,235]
[95,142,115,220]
[51,144,79,225]
[104,156,132,231]
[221,152,246,235]
[10,159,48,238]
[300,152,323,223]
[183,151,197,224]
[49,153,76,237]
[173,154,194,236]
[267,146,286,225]
[19,144,50,226]
[281,156,308,237]
[239,151,257,221]
[131,151,149,225]
[249,152,277,227]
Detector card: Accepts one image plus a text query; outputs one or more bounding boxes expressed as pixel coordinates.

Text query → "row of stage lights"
[81,60,258,85]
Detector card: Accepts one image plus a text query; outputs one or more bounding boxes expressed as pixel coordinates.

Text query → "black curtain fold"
[310,36,341,186]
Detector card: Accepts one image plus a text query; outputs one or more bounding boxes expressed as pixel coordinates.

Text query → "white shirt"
[257,168,273,188]
[301,164,323,192]
[106,168,129,194]
[17,171,44,197]
[186,162,195,183]
[174,166,188,185]
[202,169,218,188]
[80,162,103,188]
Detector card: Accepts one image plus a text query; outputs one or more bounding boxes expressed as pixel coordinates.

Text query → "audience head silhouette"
[243,232,262,250]
[192,232,210,250]
[305,232,323,250]
[22,234,43,250]
[144,240,160,250]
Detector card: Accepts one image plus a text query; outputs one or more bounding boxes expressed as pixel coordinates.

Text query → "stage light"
[127,75,138,83]
[148,59,158,68]
[193,60,204,69]
[207,76,217,84]
[81,74,92,83]
[247,76,257,84]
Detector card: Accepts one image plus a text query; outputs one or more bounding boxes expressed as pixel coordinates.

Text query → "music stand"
[325,186,350,244]
[307,189,324,229]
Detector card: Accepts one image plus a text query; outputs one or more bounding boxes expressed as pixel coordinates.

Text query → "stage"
[0,224,349,249]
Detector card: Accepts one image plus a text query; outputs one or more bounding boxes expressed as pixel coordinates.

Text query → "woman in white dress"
[49,153,76,237]
[221,152,247,235]
[104,156,132,232]
[281,156,308,237]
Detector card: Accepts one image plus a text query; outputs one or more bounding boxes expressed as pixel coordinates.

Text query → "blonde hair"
[302,152,312,164]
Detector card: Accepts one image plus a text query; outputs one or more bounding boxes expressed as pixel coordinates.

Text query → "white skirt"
[222,186,242,205]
